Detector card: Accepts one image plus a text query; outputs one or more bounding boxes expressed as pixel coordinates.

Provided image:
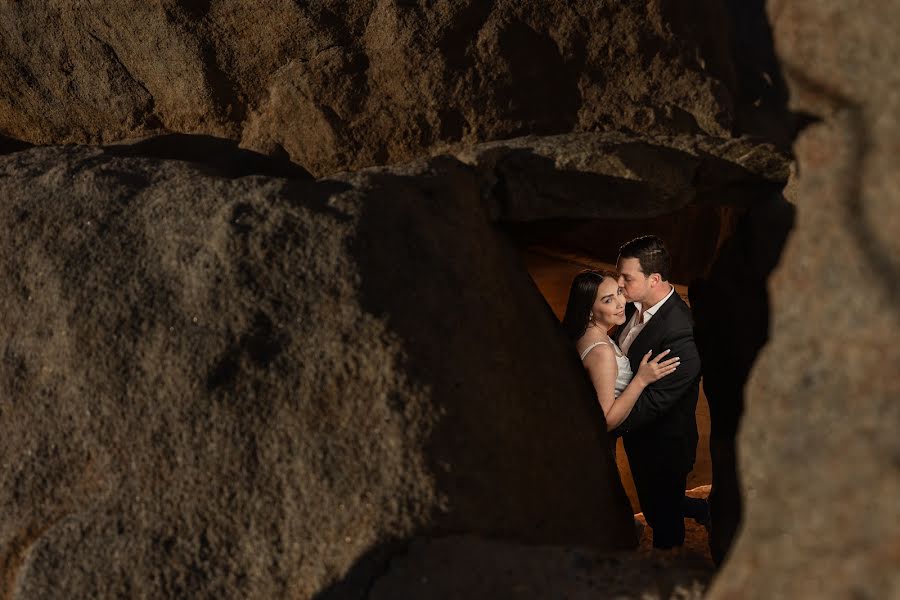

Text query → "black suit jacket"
[613,290,701,473]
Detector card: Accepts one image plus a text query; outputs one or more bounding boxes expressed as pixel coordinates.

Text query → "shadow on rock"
[311,538,410,600]
[689,191,794,565]
[0,134,32,156]
[458,134,789,223]
[103,133,313,180]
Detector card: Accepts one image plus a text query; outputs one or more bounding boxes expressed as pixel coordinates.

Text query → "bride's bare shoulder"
[577,335,615,363]
[575,330,604,352]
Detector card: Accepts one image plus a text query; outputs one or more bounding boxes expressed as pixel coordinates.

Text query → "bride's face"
[591,277,627,329]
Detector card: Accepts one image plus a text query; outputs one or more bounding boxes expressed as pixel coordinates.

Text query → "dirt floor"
[369,485,715,599]
[521,247,713,512]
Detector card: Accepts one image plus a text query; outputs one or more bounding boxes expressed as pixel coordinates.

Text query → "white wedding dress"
[579,336,633,397]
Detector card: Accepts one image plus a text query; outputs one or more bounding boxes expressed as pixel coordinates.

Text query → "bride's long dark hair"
[561,269,619,341]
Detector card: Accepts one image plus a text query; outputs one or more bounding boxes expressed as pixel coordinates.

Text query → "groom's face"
[616,256,650,303]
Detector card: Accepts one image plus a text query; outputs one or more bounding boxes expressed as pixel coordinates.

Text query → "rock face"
[10,0,891,596]
[1,0,754,176]
[708,2,900,597]
[368,535,711,599]
[0,145,635,599]
[689,193,794,565]
[455,132,789,222]
[463,131,789,285]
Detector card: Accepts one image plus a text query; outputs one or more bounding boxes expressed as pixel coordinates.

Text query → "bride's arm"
[584,348,679,431]
[582,343,619,423]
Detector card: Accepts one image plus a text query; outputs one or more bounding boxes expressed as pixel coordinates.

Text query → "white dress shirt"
[619,285,676,356]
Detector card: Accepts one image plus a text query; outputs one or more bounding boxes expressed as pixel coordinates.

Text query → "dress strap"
[579,340,609,361]
[607,335,626,358]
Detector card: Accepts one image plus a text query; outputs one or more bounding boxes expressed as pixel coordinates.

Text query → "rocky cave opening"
[0,129,795,597]
[502,189,795,569]
[509,209,724,508]
[4,1,898,598]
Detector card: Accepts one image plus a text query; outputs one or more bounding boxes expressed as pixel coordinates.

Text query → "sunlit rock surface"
[5,0,891,597]
[708,2,900,597]
[0,0,771,176]
[0,145,635,599]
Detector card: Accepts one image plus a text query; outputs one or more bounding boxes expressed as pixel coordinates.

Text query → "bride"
[562,269,680,430]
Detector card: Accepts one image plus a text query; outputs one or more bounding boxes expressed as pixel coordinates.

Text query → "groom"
[613,235,704,549]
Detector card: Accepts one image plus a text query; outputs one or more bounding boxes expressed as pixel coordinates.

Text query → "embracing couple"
[562,235,707,549]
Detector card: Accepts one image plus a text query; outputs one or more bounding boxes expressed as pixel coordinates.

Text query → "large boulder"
[455,132,789,222]
[708,2,900,597]
[1,0,747,175]
[0,143,634,599]
[458,131,789,285]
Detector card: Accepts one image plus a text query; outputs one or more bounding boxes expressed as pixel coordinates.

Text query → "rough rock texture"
[463,131,789,286]
[1,0,758,176]
[0,144,635,599]
[708,2,900,597]
[455,131,789,221]
[367,535,711,600]
[364,486,715,599]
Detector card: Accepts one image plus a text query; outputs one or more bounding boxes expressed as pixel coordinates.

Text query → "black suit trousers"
[626,437,691,548]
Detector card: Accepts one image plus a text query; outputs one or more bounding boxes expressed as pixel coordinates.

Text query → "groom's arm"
[614,325,701,434]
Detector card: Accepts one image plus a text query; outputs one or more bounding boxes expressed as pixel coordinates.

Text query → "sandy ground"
[521,247,713,511]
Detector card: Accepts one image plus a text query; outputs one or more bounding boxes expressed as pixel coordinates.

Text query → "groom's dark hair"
[619,235,671,281]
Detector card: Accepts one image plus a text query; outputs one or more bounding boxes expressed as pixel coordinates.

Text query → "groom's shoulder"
[661,288,690,313]
[659,292,694,325]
